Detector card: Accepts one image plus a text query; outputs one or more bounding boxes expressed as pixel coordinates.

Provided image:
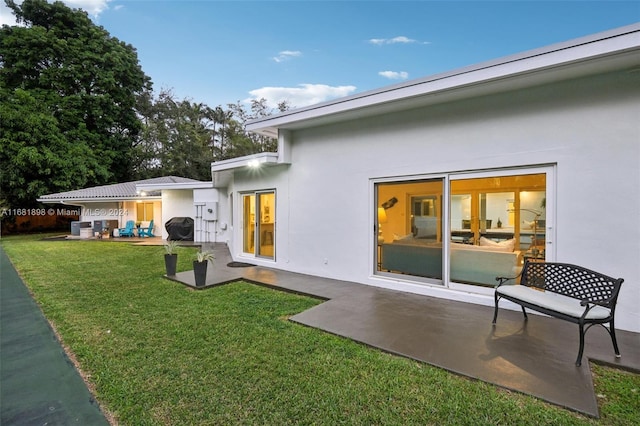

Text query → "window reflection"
[450,173,546,286]
[375,172,547,288]
[376,179,444,281]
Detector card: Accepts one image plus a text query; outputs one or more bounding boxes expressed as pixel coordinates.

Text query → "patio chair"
[138,220,155,237]
[118,220,136,237]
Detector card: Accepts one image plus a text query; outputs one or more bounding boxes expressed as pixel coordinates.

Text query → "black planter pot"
[193,260,208,287]
[164,254,177,276]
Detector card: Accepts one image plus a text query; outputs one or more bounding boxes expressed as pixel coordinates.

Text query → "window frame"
[372,165,556,294]
[239,189,276,260]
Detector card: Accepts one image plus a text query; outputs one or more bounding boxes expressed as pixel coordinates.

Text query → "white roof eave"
[135,181,213,192]
[246,23,640,136]
[37,196,162,204]
[211,152,280,173]
[209,152,283,188]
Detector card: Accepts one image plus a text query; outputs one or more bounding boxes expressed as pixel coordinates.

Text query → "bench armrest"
[495,262,525,286]
[580,299,611,308]
[495,274,518,287]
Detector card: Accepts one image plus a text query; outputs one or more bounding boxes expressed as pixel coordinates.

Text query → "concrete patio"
[166,244,640,418]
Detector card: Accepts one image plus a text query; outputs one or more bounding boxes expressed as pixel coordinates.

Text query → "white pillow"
[393,233,413,241]
[453,243,503,252]
[479,237,515,252]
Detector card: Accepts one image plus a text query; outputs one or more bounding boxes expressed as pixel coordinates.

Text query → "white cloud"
[368,36,415,45]
[64,0,111,17]
[368,38,387,46]
[368,36,430,45]
[272,50,302,63]
[0,0,111,26]
[246,84,357,109]
[379,71,409,80]
[389,36,415,44]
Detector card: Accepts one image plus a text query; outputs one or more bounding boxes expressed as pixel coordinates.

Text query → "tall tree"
[0,88,102,208]
[0,0,150,207]
[223,98,290,159]
[133,93,290,176]
[210,105,233,160]
[132,90,213,180]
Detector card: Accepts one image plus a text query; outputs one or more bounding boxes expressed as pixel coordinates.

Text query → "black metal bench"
[492,260,624,366]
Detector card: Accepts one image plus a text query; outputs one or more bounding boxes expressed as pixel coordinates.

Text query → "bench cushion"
[497,285,611,320]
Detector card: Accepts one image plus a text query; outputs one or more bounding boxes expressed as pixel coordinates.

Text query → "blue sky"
[2,1,639,110]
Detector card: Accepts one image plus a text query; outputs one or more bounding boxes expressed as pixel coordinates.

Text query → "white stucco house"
[38,176,218,241]
[206,24,640,333]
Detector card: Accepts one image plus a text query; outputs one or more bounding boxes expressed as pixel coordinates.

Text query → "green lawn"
[2,235,638,425]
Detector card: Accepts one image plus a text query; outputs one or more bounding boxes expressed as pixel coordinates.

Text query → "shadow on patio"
[166,244,639,418]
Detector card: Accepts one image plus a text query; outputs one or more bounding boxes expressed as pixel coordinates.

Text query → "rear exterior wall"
[228,70,640,332]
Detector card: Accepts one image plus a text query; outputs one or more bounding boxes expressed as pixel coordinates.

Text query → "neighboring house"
[207,24,640,333]
[38,176,219,242]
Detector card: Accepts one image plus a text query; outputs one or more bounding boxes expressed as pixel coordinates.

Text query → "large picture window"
[375,168,551,288]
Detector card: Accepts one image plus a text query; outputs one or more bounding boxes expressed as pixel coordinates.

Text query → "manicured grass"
[2,235,639,425]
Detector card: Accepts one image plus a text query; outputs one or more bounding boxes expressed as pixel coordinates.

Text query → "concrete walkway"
[0,248,109,425]
[168,244,640,418]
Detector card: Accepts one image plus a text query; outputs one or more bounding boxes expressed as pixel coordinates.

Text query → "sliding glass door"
[242,194,255,254]
[242,191,275,259]
[374,167,553,288]
[376,178,444,283]
[449,172,547,286]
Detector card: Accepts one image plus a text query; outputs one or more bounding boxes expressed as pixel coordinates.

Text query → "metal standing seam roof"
[37,176,204,201]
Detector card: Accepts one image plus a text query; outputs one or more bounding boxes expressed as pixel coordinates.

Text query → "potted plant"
[193,250,215,287]
[164,240,179,276]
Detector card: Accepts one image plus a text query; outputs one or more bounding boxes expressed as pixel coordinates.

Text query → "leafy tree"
[133,93,290,175]
[223,98,290,159]
[210,105,234,160]
[132,89,213,180]
[0,88,102,207]
[0,0,150,207]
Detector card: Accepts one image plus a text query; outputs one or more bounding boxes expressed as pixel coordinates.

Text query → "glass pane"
[257,192,275,258]
[376,179,443,281]
[450,173,546,286]
[136,203,154,221]
[145,203,154,221]
[519,190,546,251]
[242,194,255,254]
[482,192,514,238]
[451,194,473,244]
